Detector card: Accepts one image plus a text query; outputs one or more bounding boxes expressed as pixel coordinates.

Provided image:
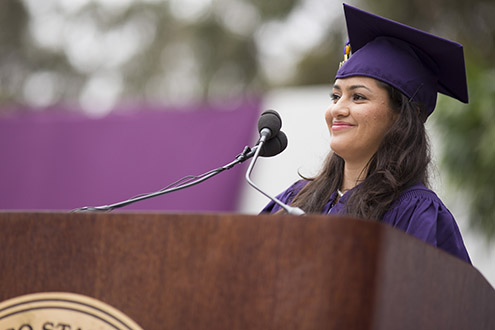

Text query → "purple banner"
[0,101,260,212]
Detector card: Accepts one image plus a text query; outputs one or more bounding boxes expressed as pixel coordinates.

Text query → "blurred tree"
[0,0,30,104]
[0,0,302,113]
[0,0,87,110]
[0,0,28,103]
[436,56,495,239]
[290,28,344,87]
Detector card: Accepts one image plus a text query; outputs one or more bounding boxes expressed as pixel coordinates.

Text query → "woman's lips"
[332,121,355,131]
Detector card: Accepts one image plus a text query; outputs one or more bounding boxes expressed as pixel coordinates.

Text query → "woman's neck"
[342,160,369,191]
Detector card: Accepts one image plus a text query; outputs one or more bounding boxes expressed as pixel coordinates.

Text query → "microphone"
[258,131,287,157]
[246,111,305,216]
[238,131,288,159]
[257,109,282,143]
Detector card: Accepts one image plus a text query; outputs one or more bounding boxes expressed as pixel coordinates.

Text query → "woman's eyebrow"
[349,84,372,92]
[332,84,372,92]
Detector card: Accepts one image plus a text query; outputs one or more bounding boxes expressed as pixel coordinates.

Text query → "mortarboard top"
[336,4,468,117]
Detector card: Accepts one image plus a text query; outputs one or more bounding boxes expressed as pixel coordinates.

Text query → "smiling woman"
[260,4,471,264]
[326,77,398,169]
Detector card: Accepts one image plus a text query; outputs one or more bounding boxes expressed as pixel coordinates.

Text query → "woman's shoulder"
[385,182,450,225]
[384,182,471,263]
[259,179,309,214]
[395,182,440,202]
[275,179,310,200]
[286,179,310,194]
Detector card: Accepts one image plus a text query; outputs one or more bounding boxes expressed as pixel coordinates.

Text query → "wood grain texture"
[0,212,493,329]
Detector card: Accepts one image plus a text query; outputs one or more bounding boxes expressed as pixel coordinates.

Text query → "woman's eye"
[330,93,340,101]
[353,94,367,101]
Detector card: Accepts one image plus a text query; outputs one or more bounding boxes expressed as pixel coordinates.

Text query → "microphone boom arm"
[74,109,296,214]
[73,146,256,212]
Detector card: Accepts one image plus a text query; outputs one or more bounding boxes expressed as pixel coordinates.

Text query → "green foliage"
[0,0,28,47]
[0,0,29,105]
[249,0,299,20]
[0,0,302,111]
[436,58,495,239]
[290,31,344,87]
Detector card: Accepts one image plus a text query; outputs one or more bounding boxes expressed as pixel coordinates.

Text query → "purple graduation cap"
[336,4,469,117]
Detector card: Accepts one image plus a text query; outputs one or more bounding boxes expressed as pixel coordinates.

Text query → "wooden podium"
[1,212,494,329]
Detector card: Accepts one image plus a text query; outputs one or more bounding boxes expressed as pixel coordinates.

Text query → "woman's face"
[325,76,398,165]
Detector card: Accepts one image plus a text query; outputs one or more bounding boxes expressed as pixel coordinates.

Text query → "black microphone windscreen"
[260,131,288,157]
[257,110,282,138]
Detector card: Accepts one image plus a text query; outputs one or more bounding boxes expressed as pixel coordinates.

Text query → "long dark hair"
[290,80,431,220]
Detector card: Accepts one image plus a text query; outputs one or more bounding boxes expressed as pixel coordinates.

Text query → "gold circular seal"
[0,292,143,330]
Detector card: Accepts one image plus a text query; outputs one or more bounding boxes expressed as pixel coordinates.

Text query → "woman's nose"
[327,99,350,120]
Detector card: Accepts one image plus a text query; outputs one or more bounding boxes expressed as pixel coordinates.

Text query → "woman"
[261,4,471,263]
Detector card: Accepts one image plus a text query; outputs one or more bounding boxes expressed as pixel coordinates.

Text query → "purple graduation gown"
[261,180,471,263]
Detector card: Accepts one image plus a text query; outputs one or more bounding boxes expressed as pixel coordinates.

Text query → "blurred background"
[0,0,494,283]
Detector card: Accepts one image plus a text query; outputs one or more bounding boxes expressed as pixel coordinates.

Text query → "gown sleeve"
[383,188,471,264]
[260,180,307,214]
